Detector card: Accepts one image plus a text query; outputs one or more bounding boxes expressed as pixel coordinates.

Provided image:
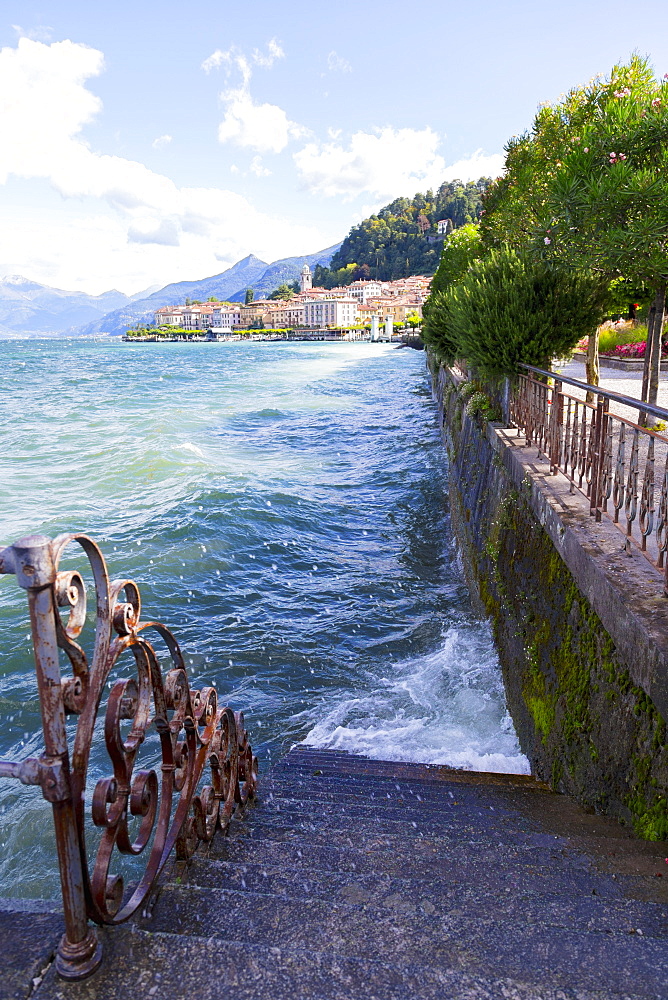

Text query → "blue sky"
[1,0,667,294]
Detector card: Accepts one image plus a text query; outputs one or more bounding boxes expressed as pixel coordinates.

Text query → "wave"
[301,625,530,774]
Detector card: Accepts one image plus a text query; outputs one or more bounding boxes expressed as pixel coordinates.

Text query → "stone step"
[270,750,546,788]
[32,926,655,1000]
[258,777,607,826]
[206,826,600,877]
[142,884,668,996]
[187,852,627,902]
[227,813,565,849]
[181,856,668,936]
[259,780,534,816]
[0,903,63,1000]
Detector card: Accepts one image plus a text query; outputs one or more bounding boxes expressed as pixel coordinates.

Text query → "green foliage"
[268,282,298,300]
[315,179,492,285]
[244,287,254,304]
[482,54,668,301]
[465,389,501,423]
[423,224,484,362]
[442,249,609,377]
[429,223,484,297]
[539,58,668,291]
[422,290,459,364]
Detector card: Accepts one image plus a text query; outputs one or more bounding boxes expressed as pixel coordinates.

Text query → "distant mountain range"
[0,243,341,338]
[0,275,158,337]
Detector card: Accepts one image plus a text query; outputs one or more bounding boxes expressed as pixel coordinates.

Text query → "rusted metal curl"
[0,532,258,980]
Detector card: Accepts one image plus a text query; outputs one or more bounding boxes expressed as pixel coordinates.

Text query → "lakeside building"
[212,304,242,329]
[266,302,305,327]
[154,303,221,330]
[239,300,275,325]
[302,297,358,329]
[154,305,186,326]
[357,298,421,325]
[150,273,429,335]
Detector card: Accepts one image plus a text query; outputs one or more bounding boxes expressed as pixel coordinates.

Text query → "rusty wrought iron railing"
[0,532,257,980]
[511,364,668,595]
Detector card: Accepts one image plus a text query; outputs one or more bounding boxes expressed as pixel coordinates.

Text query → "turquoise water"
[0,339,527,897]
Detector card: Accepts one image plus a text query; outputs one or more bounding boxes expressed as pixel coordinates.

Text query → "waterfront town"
[149,264,430,336]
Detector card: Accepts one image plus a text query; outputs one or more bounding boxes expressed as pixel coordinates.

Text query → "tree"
[439,248,608,379]
[428,223,484,298]
[538,57,668,415]
[268,282,296,300]
[245,287,254,304]
[480,55,668,409]
[422,223,484,355]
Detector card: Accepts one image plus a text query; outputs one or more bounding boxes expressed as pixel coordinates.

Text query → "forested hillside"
[313,179,491,287]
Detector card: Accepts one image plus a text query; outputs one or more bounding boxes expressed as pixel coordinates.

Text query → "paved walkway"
[556,358,668,424]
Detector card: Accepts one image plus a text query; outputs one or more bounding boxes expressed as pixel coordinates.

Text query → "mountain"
[72,244,341,336]
[226,244,342,302]
[0,275,140,336]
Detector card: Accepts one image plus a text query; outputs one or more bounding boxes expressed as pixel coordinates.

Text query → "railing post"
[549,378,563,475]
[590,398,606,521]
[1,536,102,979]
[0,530,259,981]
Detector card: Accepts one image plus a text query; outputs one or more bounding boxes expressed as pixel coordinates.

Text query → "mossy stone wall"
[433,361,668,840]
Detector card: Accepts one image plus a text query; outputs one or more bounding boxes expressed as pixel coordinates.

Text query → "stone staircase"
[23,748,668,999]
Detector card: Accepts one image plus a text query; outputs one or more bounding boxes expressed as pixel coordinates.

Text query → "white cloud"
[252,39,284,68]
[202,38,283,78]
[152,134,172,149]
[441,149,505,181]
[12,23,53,42]
[207,40,302,154]
[327,51,352,73]
[294,128,505,201]
[293,126,447,201]
[217,88,303,153]
[0,38,332,293]
[250,156,271,177]
[127,219,180,246]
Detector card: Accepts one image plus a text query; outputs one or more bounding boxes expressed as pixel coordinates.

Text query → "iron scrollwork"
[0,532,258,980]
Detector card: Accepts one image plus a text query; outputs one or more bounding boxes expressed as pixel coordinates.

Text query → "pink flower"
[652,97,662,108]
[544,237,551,245]
[584,147,589,153]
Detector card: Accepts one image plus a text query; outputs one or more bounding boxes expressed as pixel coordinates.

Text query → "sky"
[1,0,667,295]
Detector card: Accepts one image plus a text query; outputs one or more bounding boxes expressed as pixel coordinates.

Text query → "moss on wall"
[437,364,668,840]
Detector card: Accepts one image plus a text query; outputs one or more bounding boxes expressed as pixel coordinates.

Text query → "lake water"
[0,339,527,897]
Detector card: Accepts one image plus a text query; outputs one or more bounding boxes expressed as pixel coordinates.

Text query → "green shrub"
[443,249,609,378]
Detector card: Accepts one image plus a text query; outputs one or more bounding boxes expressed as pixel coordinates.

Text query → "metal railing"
[511,365,668,595]
[0,532,257,980]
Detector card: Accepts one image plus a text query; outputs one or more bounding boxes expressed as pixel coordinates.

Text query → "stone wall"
[431,358,668,840]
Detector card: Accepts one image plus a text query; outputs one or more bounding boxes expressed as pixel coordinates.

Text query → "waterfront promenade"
[556,357,668,423]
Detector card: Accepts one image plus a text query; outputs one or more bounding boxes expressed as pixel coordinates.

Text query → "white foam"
[301,625,530,774]
[177,442,205,458]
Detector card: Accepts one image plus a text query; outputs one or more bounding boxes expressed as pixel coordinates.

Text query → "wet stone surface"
[13,749,668,999]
